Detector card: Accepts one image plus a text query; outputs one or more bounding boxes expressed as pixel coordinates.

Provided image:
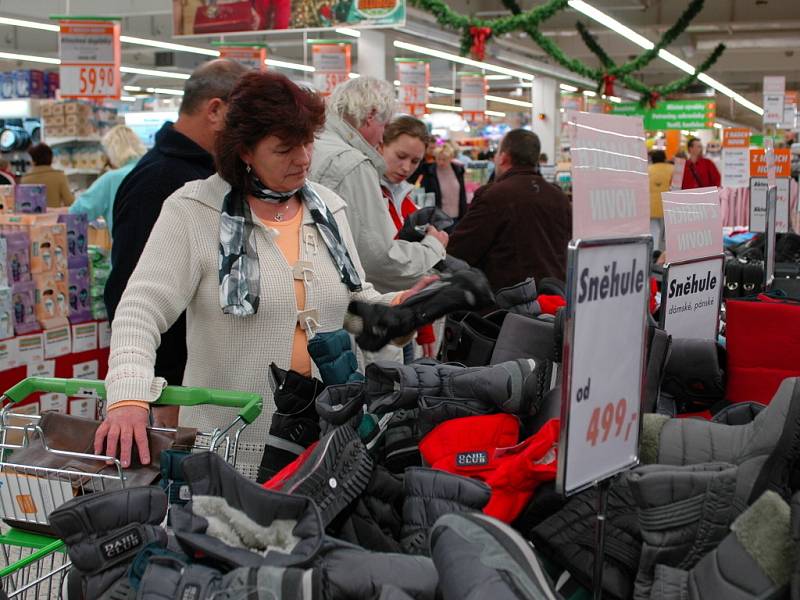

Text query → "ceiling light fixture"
[0,51,60,65]
[583,90,597,97]
[567,0,763,115]
[0,16,59,31]
[486,75,512,80]
[335,28,361,38]
[485,94,532,108]
[426,103,463,113]
[559,83,579,92]
[120,35,219,57]
[348,72,360,79]
[428,86,455,95]
[120,96,137,102]
[486,109,507,117]
[120,66,190,79]
[265,58,315,72]
[394,40,534,81]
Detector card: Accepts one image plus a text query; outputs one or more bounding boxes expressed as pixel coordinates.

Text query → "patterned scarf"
[219,173,362,317]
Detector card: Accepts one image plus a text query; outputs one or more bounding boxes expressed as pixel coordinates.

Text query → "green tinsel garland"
[643,42,726,105]
[575,21,615,70]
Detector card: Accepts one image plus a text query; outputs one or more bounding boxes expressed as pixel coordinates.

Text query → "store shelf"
[45,136,102,146]
[64,168,102,176]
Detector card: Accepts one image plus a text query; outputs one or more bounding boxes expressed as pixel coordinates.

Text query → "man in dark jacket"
[447,129,571,290]
[105,59,247,422]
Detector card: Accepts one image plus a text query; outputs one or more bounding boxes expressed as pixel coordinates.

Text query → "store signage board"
[661,256,724,341]
[662,187,723,264]
[750,148,792,179]
[721,128,751,189]
[460,73,487,122]
[612,100,716,130]
[217,45,267,71]
[569,112,650,240]
[396,59,429,117]
[57,18,121,100]
[763,76,786,125]
[781,91,797,130]
[311,41,351,96]
[749,178,790,233]
[670,157,686,190]
[172,0,405,36]
[557,236,650,496]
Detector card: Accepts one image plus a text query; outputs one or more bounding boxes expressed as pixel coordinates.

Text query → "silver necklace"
[271,202,291,222]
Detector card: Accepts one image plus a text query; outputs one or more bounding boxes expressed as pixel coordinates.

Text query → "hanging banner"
[396,59,429,117]
[460,73,486,122]
[670,157,686,191]
[311,41,351,96]
[612,100,716,130]
[56,17,121,100]
[215,43,267,71]
[173,0,405,36]
[750,177,790,234]
[569,112,650,240]
[763,76,786,125]
[661,255,724,341]
[557,236,650,496]
[749,148,792,179]
[662,187,723,264]
[721,128,751,189]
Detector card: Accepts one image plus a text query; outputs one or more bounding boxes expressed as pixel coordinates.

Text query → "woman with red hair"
[94,71,431,478]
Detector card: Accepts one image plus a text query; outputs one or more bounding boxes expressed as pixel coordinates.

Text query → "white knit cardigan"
[105,173,393,479]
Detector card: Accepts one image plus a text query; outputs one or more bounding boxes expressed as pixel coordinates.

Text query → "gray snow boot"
[650,490,794,600]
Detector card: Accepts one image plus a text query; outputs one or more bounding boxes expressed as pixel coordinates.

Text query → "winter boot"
[660,338,726,415]
[495,278,540,317]
[628,463,741,600]
[48,486,168,600]
[650,490,794,600]
[265,425,374,527]
[430,512,562,600]
[400,467,491,555]
[346,268,495,352]
[308,329,363,385]
[315,382,367,436]
[441,310,507,367]
[257,363,324,484]
[417,395,498,436]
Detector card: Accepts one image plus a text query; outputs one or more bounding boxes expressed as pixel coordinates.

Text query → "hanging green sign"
[612,100,716,130]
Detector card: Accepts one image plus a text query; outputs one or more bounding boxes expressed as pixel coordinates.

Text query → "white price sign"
[763,76,786,125]
[558,237,650,495]
[397,60,429,116]
[750,177,790,233]
[460,74,486,118]
[311,43,351,96]
[661,256,724,341]
[58,19,121,100]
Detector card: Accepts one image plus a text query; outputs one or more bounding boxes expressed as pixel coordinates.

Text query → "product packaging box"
[28,223,67,275]
[0,186,14,213]
[4,231,31,285]
[0,286,13,340]
[0,73,13,99]
[45,72,59,99]
[68,267,91,323]
[57,213,89,269]
[33,271,69,326]
[13,70,45,98]
[0,237,7,288]
[15,185,47,214]
[12,280,38,335]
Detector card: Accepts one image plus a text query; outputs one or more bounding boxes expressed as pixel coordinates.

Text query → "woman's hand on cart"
[93,405,151,468]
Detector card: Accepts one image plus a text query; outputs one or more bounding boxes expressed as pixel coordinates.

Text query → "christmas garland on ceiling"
[408,0,726,106]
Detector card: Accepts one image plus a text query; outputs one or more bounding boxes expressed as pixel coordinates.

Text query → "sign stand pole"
[765,184,777,290]
[592,477,611,600]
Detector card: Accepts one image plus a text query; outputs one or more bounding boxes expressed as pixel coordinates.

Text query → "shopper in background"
[648,150,673,250]
[448,129,571,290]
[104,58,248,427]
[68,125,146,236]
[94,71,430,476]
[0,158,14,185]
[379,115,441,357]
[421,140,468,221]
[682,137,721,189]
[21,143,73,208]
[310,76,446,294]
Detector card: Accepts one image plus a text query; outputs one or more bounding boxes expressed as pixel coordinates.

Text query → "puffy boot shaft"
[660,338,725,412]
[171,452,326,570]
[417,395,498,436]
[629,463,740,600]
[431,513,561,600]
[366,362,454,414]
[495,278,540,318]
[442,359,542,415]
[320,546,438,600]
[315,382,367,433]
[49,486,167,573]
[401,468,491,555]
[308,329,362,386]
[650,491,794,600]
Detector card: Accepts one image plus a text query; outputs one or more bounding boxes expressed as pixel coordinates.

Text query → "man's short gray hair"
[328,76,395,128]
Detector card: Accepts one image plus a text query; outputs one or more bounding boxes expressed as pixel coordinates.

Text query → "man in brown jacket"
[447,129,571,290]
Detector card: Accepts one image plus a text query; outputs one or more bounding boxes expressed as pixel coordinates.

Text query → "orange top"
[268,206,312,377]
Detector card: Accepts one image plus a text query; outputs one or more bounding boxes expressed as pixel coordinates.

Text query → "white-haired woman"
[68,125,146,236]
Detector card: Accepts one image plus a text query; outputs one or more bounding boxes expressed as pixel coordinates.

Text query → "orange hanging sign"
[749,148,791,178]
[218,46,267,71]
[311,42,351,96]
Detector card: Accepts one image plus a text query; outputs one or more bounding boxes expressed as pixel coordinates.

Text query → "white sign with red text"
[59,19,121,100]
[662,187,723,264]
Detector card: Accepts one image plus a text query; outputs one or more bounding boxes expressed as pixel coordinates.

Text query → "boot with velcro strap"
[48,486,169,600]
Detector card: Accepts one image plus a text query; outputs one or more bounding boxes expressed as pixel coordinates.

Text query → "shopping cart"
[0,377,262,599]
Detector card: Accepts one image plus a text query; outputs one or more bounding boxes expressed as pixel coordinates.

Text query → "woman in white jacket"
[94,71,431,479]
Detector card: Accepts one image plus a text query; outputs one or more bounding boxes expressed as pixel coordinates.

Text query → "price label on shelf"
[58,19,121,100]
[311,42,351,96]
[557,237,650,496]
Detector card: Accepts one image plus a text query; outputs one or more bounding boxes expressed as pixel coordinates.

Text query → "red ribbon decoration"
[648,92,660,108]
[602,74,616,97]
[469,27,492,61]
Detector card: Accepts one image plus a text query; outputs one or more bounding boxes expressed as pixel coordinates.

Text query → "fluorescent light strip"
[123,85,142,92]
[486,110,507,117]
[148,87,185,96]
[120,35,220,57]
[394,40,534,81]
[713,122,723,129]
[0,51,60,65]
[120,66,190,79]
[486,75,512,81]
[560,83,578,92]
[348,72,360,79]
[120,96,137,102]
[335,28,361,38]
[583,90,597,97]
[568,0,763,115]
[608,95,622,103]
[265,58,315,72]
[486,94,532,108]
[428,86,455,95]
[426,103,462,113]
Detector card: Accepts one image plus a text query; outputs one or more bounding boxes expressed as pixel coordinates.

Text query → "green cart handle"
[2,378,263,425]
